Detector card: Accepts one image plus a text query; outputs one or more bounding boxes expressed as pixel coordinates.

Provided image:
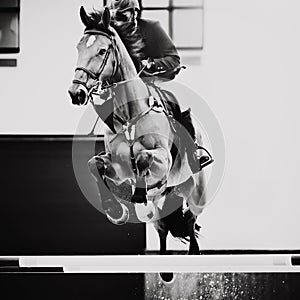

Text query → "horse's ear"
[102,7,111,29]
[80,6,89,27]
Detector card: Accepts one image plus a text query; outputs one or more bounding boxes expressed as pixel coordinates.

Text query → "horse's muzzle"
[68,86,87,106]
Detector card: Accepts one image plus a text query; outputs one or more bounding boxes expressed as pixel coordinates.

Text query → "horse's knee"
[88,155,105,181]
[88,155,97,169]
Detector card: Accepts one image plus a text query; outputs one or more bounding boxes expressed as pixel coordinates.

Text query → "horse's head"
[68,7,118,105]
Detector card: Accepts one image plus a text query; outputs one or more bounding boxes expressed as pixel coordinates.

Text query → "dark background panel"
[1,273,300,300]
[0,273,145,300]
[0,135,145,255]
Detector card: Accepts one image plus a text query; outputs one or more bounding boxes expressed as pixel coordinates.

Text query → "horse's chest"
[108,111,170,152]
[108,133,155,159]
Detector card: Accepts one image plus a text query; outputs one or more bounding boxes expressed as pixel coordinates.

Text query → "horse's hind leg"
[88,153,129,225]
[188,232,200,255]
[184,209,200,255]
[155,221,168,255]
[155,221,175,283]
[188,171,206,216]
[175,174,206,216]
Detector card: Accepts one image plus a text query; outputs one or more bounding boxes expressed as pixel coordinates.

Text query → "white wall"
[1,0,300,250]
[148,0,300,250]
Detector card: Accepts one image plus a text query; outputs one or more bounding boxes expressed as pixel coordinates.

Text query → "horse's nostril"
[68,88,87,105]
[78,89,87,105]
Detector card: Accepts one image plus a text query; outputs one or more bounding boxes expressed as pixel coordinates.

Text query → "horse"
[68,7,209,264]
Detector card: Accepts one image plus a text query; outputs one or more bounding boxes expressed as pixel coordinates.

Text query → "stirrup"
[104,201,129,226]
[191,145,214,173]
[197,146,214,170]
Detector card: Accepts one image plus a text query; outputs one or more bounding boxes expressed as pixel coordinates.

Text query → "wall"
[149,0,300,250]
[0,0,300,250]
[0,0,101,134]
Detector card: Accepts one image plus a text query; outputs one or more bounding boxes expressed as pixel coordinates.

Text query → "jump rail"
[12,255,300,273]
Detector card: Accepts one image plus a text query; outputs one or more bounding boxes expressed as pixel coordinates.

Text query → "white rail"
[5,255,298,273]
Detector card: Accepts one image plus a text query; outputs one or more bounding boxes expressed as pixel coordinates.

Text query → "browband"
[84,29,113,40]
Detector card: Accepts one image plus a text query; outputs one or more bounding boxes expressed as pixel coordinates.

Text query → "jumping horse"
[68,7,212,279]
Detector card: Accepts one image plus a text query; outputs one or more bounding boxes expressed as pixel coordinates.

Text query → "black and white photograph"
[0,0,300,299]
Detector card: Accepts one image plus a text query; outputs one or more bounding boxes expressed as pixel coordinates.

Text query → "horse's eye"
[98,48,107,56]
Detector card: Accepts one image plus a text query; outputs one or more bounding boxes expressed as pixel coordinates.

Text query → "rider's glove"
[141,58,155,70]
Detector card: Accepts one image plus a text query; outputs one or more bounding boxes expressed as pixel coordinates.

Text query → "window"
[103,0,204,51]
[0,0,20,53]
[140,0,204,51]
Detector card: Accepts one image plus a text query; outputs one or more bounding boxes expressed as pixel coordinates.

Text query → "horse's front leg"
[88,153,129,225]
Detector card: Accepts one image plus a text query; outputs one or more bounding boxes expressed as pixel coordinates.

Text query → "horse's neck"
[113,37,149,121]
[113,78,150,121]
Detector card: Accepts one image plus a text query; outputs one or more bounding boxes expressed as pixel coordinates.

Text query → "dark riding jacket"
[137,19,180,80]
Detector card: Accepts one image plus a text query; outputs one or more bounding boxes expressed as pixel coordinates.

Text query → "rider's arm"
[149,21,180,74]
[139,20,180,79]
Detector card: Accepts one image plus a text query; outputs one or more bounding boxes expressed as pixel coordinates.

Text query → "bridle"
[72,29,151,106]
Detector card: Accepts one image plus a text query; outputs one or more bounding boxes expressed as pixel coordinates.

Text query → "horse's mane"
[87,9,145,69]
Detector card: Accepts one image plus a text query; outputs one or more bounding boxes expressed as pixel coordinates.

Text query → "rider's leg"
[181,108,213,173]
[159,89,212,173]
[150,87,213,173]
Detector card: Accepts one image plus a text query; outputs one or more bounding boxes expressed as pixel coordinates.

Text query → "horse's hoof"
[105,203,129,226]
[188,243,200,255]
[159,272,175,284]
[134,202,156,223]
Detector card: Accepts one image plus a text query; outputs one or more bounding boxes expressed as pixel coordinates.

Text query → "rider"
[107,0,210,173]
[108,0,180,80]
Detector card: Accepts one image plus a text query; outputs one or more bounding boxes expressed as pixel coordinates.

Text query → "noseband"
[72,30,117,103]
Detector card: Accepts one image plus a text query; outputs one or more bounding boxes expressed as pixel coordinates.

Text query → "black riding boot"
[181,108,213,173]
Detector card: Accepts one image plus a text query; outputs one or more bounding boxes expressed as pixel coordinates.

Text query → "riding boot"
[181,108,212,173]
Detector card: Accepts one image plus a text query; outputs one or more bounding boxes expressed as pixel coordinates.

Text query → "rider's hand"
[141,58,155,69]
